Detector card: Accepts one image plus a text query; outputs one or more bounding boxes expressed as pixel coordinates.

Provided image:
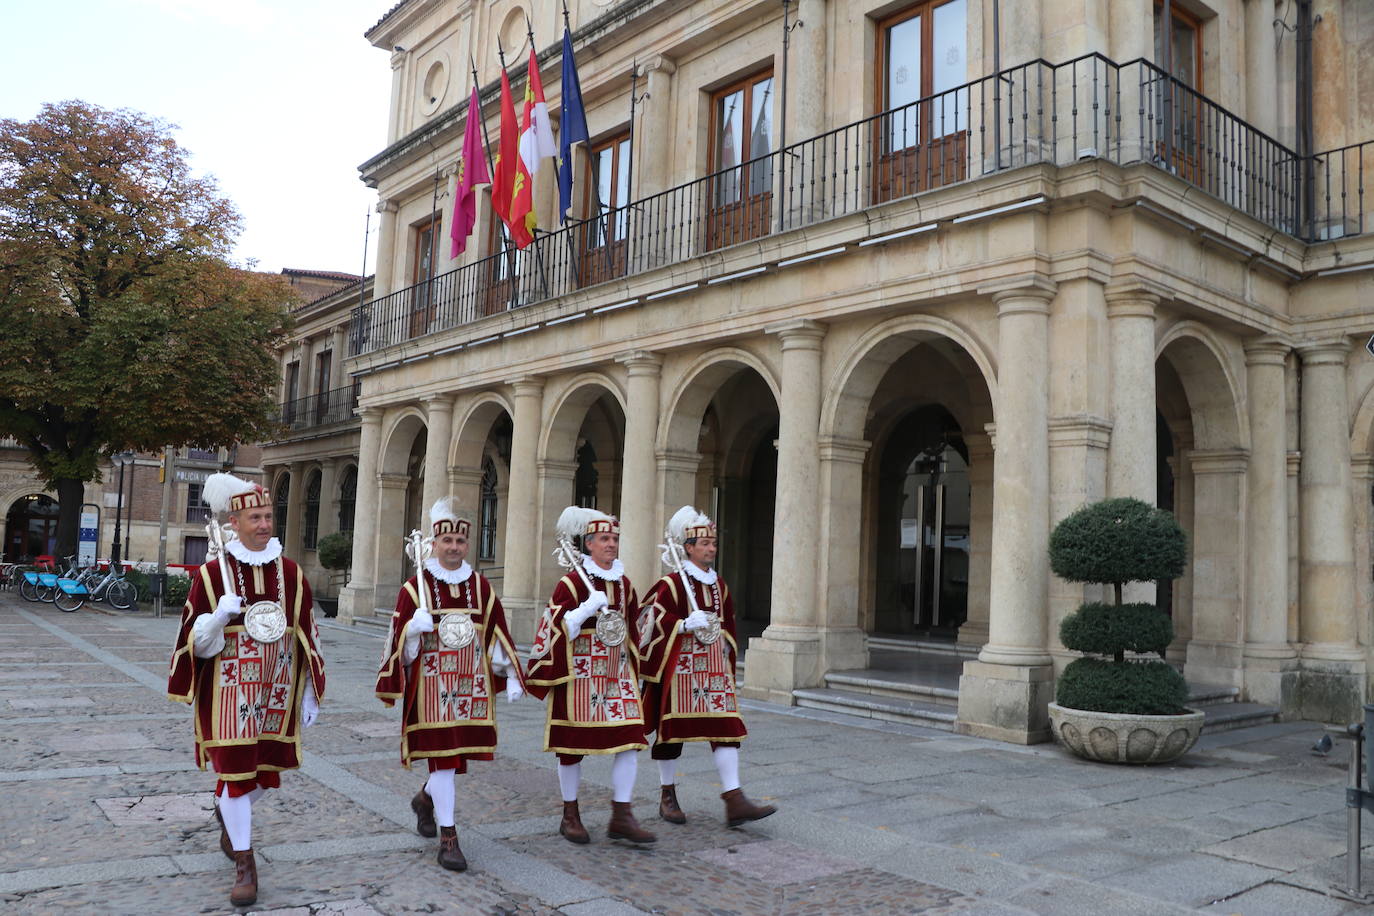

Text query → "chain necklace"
[232,553,285,605]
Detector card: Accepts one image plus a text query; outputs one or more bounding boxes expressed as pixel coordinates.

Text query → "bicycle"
[87,561,137,610]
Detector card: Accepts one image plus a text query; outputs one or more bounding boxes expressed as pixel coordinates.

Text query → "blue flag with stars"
[557,26,590,224]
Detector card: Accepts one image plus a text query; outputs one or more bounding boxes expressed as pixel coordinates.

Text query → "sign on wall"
[78,506,99,566]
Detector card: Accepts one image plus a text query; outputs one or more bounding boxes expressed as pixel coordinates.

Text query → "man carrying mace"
[376,498,525,871]
[639,506,775,827]
[525,507,656,845]
[167,472,326,907]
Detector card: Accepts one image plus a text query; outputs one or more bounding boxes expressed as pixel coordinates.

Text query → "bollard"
[1350,720,1365,893]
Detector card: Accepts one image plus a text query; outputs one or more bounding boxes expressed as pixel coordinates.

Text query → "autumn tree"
[0,100,294,558]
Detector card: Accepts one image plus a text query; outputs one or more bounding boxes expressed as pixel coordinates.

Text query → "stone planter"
[1047,702,1205,764]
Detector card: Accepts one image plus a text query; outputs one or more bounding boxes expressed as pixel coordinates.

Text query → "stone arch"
[658,346,781,454]
[539,372,627,462]
[379,407,429,476]
[451,391,515,468]
[1155,321,1247,451]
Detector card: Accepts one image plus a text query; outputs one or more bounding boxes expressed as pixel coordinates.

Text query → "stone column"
[449,468,484,521]
[1167,448,1195,662]
[817,435,869,671]
[657,449,703,525]
[330,326,349,389]
[1243,337,1298,710]
[534,459,579,607]
[338,408,383,621]
[1046,414,1113,661]
[501,378,544,634]
[958,431,994,649]
[617,352,663,590]
[1312,0,1349,153]
[1352,456,1374,663]
[957,278,1055,744]
[636,56,677,199]
[1244,0,1278,136]
[746,320,826,702]
[317,459,341,543]
[374,473,411,606]
[283,460,306,560]
[375,200,400,297]
[790,0,828,142]
[422,396,455,516]
[1183,449,1248,688]
[1296,339,1365,721]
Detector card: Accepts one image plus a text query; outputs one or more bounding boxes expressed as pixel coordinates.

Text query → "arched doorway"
[5,494,59,561]
[376,411,429,603]
[451,396,514,582]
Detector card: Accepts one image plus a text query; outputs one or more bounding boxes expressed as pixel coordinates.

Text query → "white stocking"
[217,788,253,851]
[610,749,638,803]
[426,768,457,828]
[713,746,741,793]
[557,762,581,802]
[657,758,677,787]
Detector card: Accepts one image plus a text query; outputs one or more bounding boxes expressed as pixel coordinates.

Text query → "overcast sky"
[2,0,391,274]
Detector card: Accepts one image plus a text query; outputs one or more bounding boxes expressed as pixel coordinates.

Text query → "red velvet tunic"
[639,569,746,744]
[375,567,523,772]
[525,569,648,756]
[167,555,326,794]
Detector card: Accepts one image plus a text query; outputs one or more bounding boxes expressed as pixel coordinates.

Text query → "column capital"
[1288,450,1302,476]
[655,448,702,473]
[978,274,1056,312]
[1352,454,1374,481]
[449,467,484,486]
[818,436,871,464]
[378,473,410,490]
[536,458,578,480]
[1243,335,1293,365]
[1048,414,1113,450]
[765,318,826,347]
[507,376,545,397]
[1295,337,1351,365]
[422,393,455,414]
[1103,277,1168,315]
[1187,448,1250,475]
[641,53,676,76]
[357,406,384,425]
[616,350,663,375]
[376,198,399,214]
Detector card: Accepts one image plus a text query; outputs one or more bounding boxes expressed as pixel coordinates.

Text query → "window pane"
[592,146,614,245]
[748,77,774,196]
[932,0,967,135]
[885,14,921,150]
[615,138,631,237]
[716,89,744,204]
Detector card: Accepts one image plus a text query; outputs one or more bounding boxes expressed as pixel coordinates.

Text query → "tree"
[0,101,295,558]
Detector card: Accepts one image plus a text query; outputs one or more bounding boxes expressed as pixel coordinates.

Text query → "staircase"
[791,640,1280,734]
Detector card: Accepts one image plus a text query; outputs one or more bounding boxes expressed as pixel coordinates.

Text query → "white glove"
[506,680,524,703]
[682,609,711,631]
[408,609,435,635]
[212,594,243,627]
[564,591,609,636]
[301,687,319,728]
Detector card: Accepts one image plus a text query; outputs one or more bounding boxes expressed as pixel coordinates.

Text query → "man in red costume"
[639,506,775,827]
[525,507,655,845]
[376,497,524,871]
[167,472,325,907]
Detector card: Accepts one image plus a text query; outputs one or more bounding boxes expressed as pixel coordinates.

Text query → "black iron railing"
[349,53,1365,357]
[271,385,360,433]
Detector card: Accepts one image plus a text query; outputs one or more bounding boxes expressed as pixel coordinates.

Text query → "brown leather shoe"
[722,788,777,827]
[213,804,233,860]
[607,801,657,844]
[411,788,437,838]
[230,848,257,907]
[659,785,687,824]
[437,825,467,871]
[559,800,590,844]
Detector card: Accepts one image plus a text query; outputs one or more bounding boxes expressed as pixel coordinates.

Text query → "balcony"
[270,384,360,437]
[349,53,1371,358]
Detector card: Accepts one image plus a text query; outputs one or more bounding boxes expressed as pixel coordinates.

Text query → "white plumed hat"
[428,497,470,537]
[667,505,715,542]
[556,505,618,540]
[202,473,266,515]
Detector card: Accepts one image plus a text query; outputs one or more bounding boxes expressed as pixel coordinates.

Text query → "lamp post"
[110,451,135,568]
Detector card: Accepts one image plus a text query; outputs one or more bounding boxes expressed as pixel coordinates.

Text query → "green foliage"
[1049,498,1187,586]
[0,101,296,557]
[163,573,191,606]
[316,532,353,571]
[1056,658,1190,715]
[123,568,150,602]
[1059,602,1174,657]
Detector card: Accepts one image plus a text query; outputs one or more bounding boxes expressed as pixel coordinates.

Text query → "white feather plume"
[667,505,711,542]
[202,473,255,515]
[429,496,460,529]
[556,505,609,540]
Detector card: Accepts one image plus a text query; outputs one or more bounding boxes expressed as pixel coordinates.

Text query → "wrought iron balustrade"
[271,385,360,434]
[348,53,1362,358]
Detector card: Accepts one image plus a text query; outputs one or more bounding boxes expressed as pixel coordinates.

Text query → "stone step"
[1198,701,1279,734]
[791,686,958,730]
[1187,683,1241,707]
[822,671,959,707]
[865,636,979,659]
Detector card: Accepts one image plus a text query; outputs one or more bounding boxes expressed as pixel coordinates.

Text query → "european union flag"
[557,26,590,224]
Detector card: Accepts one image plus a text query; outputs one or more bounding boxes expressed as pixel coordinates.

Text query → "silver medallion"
[438,611,477,649]
[595,610,626,647]
[243,600,287,644]
[692,612,722,645]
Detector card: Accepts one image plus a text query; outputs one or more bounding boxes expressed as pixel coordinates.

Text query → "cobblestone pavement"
[1,594,1372,915]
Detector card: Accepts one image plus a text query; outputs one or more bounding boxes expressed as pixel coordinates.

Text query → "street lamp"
[110,451,135,568]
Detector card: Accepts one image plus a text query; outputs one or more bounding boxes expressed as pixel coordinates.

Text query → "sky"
[2,0,392,274]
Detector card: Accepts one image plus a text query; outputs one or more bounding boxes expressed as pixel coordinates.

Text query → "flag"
[450,86,490,258]
[557,27,590,224]
[510,48,555,247]
[491,67,527,247]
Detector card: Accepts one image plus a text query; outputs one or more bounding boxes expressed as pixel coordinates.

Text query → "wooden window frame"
[1153,1,1208,187]
[409,214,441,338]
[579,132,632,286]
[705,69,775,251]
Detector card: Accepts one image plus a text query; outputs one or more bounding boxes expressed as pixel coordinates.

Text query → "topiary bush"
[316,532,353,572]
[1050,497,1189,716]
[164,573,191,606]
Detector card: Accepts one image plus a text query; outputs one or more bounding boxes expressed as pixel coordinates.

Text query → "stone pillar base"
[1242,649,1300,716]
[336,584,376,623]
[502,597,540,646]
[955,660,1055,744]
[956,620,989,649]
[1298,653,1367,723]
[1183,640,1244,688]
[820,626,868,672]
[740,626,821,704]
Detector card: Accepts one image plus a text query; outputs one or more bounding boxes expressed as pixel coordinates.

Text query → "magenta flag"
[450,86,491,257]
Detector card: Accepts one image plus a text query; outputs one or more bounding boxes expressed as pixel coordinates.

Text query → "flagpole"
[626,59,642,276]
[354,209,370,356]
[559,0,616,282]
[489,43,523,308]
[524,12,553,301]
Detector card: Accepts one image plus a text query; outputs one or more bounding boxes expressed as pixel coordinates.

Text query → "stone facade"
[332,0,1374,740]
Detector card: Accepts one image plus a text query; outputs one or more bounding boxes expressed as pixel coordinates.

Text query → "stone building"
[333,0,1374,742]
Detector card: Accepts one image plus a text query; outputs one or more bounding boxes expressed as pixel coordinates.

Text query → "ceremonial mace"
[658,532,722,645]
[552,508,627,647]
[407,529,474,649]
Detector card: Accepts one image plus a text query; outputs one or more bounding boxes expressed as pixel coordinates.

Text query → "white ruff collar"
[426,558,472,584]
[582,555,625,581]
[684,561,718,585]
[225,537,282,566]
